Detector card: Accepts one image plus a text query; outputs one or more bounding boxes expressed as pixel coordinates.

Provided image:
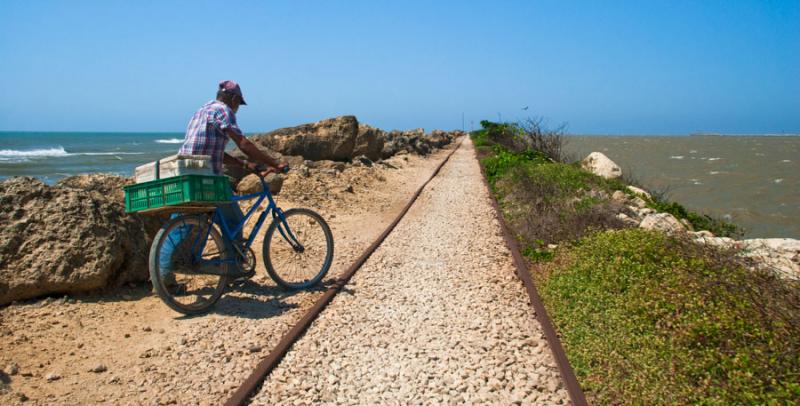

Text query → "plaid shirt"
[179,100,240,174]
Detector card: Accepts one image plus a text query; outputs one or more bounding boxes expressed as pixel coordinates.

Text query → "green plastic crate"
[124,175,232,213]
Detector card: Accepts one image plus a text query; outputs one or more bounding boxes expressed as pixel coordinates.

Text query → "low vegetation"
[473,120,800,404]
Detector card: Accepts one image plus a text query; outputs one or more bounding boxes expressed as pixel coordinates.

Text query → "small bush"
[481,145,547,186]
[477,119,567,162]
[536,229,800,404]
[496,161,631,251]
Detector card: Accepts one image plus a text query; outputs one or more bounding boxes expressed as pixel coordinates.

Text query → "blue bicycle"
[148,169,334,315]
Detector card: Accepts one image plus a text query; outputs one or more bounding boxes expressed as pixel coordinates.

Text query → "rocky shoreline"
[0,116,464,306]
[581,152,800,280]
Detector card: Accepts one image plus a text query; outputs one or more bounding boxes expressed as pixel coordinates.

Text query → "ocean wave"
[0,146,69,157]
[155,138,184,144]
[81,152,144,156]
[670,155,684,160]
[0,146,144,159]
[707,157,721,161]
[774,178,784,184]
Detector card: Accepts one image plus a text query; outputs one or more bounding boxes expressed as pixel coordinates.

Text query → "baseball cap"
[219,80,247,105]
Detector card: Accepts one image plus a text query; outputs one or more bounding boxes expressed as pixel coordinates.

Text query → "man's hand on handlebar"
[246,161,289,177]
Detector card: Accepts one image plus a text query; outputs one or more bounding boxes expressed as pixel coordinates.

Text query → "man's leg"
[217,201,245,242]
[217,184,247,278]
[158,214,192,287]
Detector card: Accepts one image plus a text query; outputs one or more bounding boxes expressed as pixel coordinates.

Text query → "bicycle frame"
[189,175,303,268]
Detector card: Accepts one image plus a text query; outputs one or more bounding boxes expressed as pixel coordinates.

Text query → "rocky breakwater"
[582,152,800,280]
[0,174,157,305]
[226,115,463,192]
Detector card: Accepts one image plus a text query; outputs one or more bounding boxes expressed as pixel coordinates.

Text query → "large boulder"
[248,116,360,161]
[236,174,284,195]
[0,177,150,305]
[581,152,622,179]
[353,124,385,161]
[57,174,165,246]
[56,173,133,202]
[639,212,685,234]
[740,238,800,280]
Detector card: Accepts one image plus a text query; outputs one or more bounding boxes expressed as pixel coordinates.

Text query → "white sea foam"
[781,160,791,163]
[709,171,722,175]
[707,157,721,161]
[0,146,70,157]
[689,150,698,154]
[155,138,183,144]
[670,155,684,160]
[774,178,784,184]
[0,146,143,159]
[81,152,144,156]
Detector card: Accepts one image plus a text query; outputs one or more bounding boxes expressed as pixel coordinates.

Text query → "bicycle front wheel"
[263,208,334,289]
[149,214,230,315]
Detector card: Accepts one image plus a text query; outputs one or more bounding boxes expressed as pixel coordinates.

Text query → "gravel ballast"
[251,138,569,404]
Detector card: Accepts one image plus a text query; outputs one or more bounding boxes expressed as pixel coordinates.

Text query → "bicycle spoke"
[265,209,332,289]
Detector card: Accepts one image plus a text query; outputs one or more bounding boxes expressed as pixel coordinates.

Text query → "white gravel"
[251,138,569,405]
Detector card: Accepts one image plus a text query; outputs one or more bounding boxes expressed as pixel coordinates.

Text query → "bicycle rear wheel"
[263,208,334,289]
[149,214,230,314]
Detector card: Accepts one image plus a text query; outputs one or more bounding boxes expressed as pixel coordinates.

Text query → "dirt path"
[251,138,569,405]
[0,148,454,406]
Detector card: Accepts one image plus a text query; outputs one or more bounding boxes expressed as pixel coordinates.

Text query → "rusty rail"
[225,136,466,406]
[473,142,589,406]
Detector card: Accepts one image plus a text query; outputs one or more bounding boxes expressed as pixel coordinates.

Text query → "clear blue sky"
[1,1,798,134]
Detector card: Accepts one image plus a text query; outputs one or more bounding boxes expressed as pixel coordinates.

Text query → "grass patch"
[535,229,800,404]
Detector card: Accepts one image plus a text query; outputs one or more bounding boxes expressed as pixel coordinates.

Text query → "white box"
[134,161,159,183]
[160,156,213,178]
[134,154,213,183]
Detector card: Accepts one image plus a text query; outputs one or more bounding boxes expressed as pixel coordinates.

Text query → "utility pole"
[461,112,465,132]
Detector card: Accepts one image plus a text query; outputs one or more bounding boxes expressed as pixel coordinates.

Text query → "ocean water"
[564,135,800,239]
[0,132,187,183]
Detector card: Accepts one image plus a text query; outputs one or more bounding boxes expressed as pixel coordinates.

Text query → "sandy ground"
[251,138,568,405]
[0,146,454,405]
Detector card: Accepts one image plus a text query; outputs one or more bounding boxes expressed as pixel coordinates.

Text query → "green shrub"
[535,229,800,404]
[481,145,547,186]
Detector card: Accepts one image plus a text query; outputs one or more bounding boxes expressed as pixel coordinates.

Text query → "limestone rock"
[0,177,150,305]
[631,197,648,208]
[353,124,385,161]
[56,173,133,203]
[236,174,284,195]
[740,238,800,280]
[581,152,622,179]
[247,116,359,161]
[626,185,651,199]
[57,174,164,248]
[639,212,685,234]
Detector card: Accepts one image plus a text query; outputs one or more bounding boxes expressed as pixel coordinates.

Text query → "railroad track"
[224,136,587,405]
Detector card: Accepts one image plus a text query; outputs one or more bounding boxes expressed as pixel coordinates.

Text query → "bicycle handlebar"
[253,164,290,177]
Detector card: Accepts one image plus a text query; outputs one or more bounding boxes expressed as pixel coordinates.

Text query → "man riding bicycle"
[161,80,287,282]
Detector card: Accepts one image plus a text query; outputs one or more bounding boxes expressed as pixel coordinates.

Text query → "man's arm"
[224,127,284,169]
